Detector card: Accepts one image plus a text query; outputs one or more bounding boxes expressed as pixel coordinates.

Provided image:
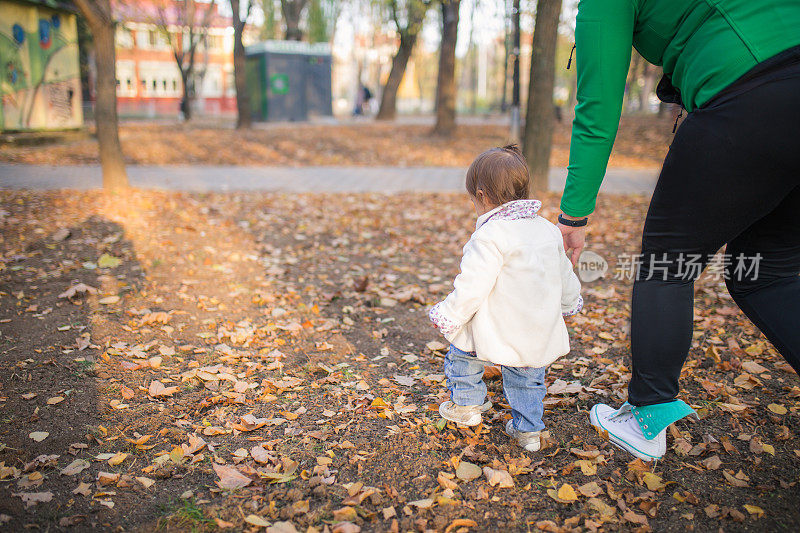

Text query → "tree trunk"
[180,71,193,120]
[564,70,577,123]
[233,28,251,128]
[231,0,252,128]
[500,1,510,112]
[466,0,477,113]
[376,33,417,121]
[510,0,521,140]
[625,52,641,111]
[74,0,128,189]
[639,63,658,113]
[432,0,460,136]
[281,0,307,41]
[522,0,562,195]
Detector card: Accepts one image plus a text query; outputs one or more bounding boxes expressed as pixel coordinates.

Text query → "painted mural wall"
[0,0,83,131]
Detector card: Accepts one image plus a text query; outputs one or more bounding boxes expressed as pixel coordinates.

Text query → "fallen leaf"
[333,506,358,521]
[61,459,90,476]
[331,523,360,533]
[13,491,53,508]
[455,461,482,482]
[72,482,91,496]
[107,452,128,466]
[445,519,478,533]
[58,283,97,299]
[574,459,597,475]
[97,472,120,485]
[266,522,299,533]
[148,380,179,398]
[588,497,615,516]
[98,253,122,268]
[29,432,49,442]
[437,471,458,490]
[723,470,749,488]
[136,476,156,488]
[623,509,649,526]
[213,463,251,490]
[743,504,764,518]
[51,227,71,241]
[557,483,578,501]
[426,340,447,352]
[244,514,270,527]
[700,455,722,470]
[744,345,763,356]
[46,396,65,405]
[741,361,768,374]
[393,374,416,387]
[642,472,667,491]
[409,498,434,509]
[58,515,86,527]
[578,481,603,497]
[768,403,788,415]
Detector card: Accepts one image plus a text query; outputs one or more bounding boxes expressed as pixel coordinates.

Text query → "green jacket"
[561,0,800,217]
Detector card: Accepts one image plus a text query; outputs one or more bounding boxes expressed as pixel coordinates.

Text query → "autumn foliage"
[0,189,797,530]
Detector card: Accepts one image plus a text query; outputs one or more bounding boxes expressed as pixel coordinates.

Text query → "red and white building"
[111,1,248,117]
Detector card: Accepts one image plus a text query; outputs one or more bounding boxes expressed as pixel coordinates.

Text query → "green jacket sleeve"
[561,0,636,217]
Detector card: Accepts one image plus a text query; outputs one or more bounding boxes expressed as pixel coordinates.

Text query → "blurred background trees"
[66,0,674,186]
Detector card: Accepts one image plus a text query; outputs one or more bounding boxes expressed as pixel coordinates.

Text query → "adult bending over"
[558,0,800,460]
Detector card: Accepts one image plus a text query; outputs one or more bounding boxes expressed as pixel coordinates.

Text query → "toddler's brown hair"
[465,144,530,206]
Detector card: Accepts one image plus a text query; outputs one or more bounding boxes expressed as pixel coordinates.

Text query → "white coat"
[429,199,583,368]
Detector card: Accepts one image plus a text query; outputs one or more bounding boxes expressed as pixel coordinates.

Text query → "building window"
[116,26,134,48]
[206,34,223,52]
[136,30,149,49]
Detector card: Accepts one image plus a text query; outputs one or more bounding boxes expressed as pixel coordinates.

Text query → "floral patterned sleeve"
[428,302,460,336]
[562,294,584,317]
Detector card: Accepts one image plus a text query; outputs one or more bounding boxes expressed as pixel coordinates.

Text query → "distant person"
[558,0,800,461]
[429,145,583,452]
[353,85,373,116]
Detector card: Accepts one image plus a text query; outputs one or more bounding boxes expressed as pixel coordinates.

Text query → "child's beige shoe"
[505,419,541,451]
[439,401,483,426]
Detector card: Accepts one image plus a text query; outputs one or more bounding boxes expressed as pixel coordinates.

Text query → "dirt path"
[0,190,798,532]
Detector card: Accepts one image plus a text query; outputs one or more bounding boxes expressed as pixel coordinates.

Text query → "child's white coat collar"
[476,199,542,229]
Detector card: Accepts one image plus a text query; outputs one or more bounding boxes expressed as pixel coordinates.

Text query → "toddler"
[429,145,583,451]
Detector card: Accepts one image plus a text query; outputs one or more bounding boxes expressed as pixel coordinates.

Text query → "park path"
[0,164,658,194]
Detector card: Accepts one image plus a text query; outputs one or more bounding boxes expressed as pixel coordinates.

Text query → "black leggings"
[628,48,800,406]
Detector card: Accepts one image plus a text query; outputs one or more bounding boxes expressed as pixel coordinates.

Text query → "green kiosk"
[245,40,332,122]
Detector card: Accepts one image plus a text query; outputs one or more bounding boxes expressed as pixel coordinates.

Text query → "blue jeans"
[444,345,546,433]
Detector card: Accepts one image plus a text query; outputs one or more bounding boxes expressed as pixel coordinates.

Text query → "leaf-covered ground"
[0,189,798,532]
[0,117,672,168]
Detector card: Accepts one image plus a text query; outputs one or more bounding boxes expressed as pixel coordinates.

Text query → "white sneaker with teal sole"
[589,403,666,461]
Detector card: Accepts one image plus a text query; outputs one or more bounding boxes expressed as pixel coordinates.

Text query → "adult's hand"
[557,222,586,266]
